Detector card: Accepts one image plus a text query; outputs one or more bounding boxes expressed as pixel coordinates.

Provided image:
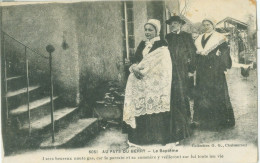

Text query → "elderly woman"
[193,19,235,130]
[123,19,173,146]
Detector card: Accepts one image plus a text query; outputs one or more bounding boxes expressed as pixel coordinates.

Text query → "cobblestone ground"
[86,67,258,149]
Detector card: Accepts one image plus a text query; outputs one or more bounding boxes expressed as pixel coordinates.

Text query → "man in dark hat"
[165,15,197,143]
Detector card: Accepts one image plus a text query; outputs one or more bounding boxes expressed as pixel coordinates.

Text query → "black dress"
[123,40,172,145]
[123,39,191,145]
[193,33,235,130]
[166,32,196,141]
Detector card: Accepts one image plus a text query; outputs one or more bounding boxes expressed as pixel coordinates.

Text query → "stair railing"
[2,31,55,142]
[46,45,55,143]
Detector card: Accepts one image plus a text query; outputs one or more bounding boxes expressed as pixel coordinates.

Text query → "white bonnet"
[144,19,161,35]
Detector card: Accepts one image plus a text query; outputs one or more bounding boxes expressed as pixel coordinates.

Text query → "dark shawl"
[193,32,235,129]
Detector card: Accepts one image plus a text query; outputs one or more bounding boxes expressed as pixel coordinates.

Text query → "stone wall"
[1,0,180,115]
[2,3,80,105]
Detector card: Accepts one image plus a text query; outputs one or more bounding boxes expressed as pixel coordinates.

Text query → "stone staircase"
[5,74,99,155]
[2,32,99,155]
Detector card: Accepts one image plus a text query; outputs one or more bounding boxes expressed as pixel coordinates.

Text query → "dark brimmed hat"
[165,16,186,25]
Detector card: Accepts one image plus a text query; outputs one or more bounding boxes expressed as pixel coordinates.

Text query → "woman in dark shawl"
[193,19,235,130]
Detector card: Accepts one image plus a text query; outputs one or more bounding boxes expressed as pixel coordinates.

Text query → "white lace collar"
[144,36,160,45]
[142,36,160,56]
[195,31,226,56]
[203,31,214,38]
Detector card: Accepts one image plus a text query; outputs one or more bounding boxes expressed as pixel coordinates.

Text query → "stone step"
[6,75,26,91]
[7,85,48,110]
[9,96,62,127]
[6,85,40,98]
[10,96,58,115]
[40,118,98,148]
[21,107,78,131]
[6,75,24,81]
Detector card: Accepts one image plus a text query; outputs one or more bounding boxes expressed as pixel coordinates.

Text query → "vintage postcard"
[0,0,258,162]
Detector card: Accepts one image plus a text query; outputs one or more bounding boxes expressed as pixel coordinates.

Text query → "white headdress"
[144,19,161,36]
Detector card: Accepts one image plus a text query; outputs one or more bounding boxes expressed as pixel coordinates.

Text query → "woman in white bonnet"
[193,18,235,130]
[122,19,174,146]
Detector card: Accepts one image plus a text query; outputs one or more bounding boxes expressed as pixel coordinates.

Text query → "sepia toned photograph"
[0,0,258,162]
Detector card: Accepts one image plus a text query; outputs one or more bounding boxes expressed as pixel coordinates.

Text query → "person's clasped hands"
[130,64,144,80]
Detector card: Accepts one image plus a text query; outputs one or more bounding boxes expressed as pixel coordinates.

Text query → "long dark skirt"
[170,68,192,142]
[193,70,235,130]
[123,100,191,145]
[123,112,171,145]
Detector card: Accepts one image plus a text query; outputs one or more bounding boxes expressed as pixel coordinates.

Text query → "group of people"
[123,16,235,147]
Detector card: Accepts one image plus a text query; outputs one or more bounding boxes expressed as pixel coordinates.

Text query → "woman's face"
[144,24,157,40]
[203,21,214,33]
